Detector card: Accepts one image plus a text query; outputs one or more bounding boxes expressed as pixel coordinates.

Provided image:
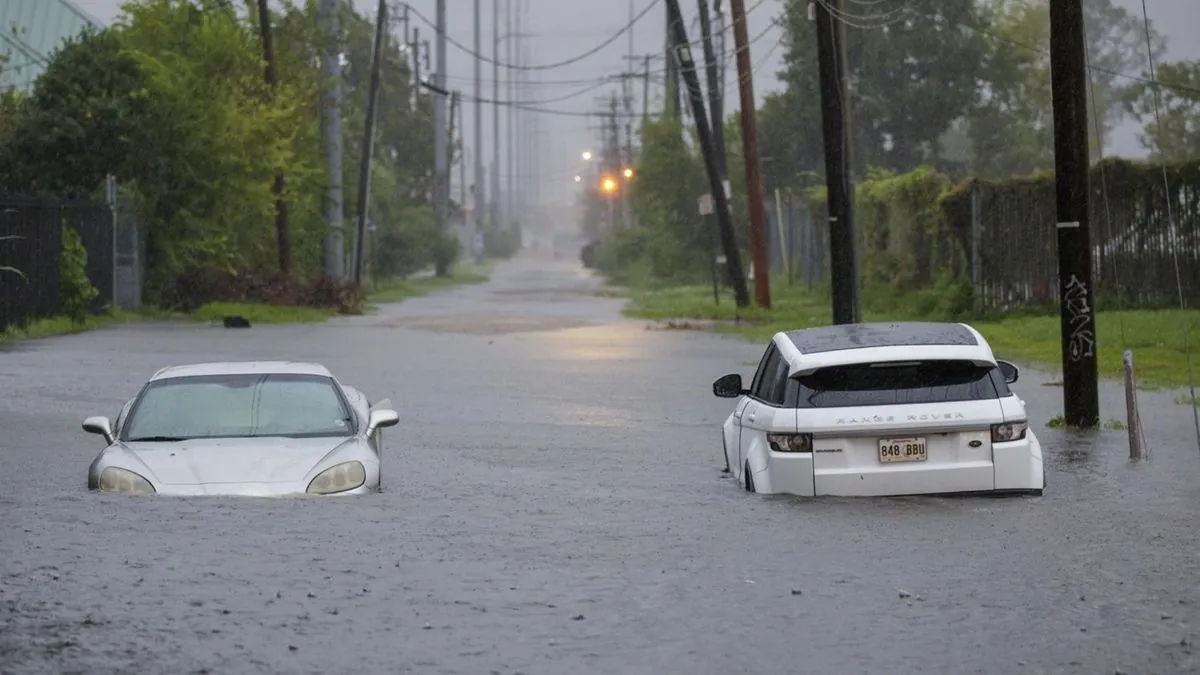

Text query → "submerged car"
[83,361,399,496]
[713,322,1043,497]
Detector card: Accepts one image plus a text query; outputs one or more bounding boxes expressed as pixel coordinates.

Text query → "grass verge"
[624,281,1200,391]
[367,260,495,304]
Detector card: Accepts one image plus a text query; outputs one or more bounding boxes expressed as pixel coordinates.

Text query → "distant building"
[1,0,103,92]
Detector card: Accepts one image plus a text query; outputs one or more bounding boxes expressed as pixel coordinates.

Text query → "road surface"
[3,252,1199,674]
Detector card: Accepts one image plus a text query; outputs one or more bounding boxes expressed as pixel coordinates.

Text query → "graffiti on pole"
[1063,274,1095,361]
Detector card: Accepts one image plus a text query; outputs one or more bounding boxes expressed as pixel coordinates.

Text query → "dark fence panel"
[0,196,113,333]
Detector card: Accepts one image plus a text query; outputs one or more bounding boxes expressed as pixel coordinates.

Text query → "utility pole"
[729,0,770,308]
[318,0,344,279]
[433,0,448,274]
[814,0,859,324]
[492,0,501,234]
[664,1,680,119]
[665,0,749,307]
[472,0,484,257]
[1049,0,1099,427]
[352,0,386,285]
[411,27,421,107]
[697,0,728,208]
[642,54,651,120]
[256,0,291,274]
[454,91,465,210]
[505,0,514,229]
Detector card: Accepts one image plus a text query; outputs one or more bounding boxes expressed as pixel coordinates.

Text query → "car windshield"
[121,373,355,441]
[794,359,1005,408]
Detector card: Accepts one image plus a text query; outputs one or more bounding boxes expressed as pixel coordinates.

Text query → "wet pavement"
[3,251,1200,675]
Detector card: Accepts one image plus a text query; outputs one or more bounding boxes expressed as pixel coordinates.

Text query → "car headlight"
[307,461,366,495]
[99,467,156,494]
[991,421,1028,443]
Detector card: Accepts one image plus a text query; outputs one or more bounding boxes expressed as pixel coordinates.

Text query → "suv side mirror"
[82,416,115,444]
[713,373,745,398]
[997,360,1019,384]
[366,408,400,435]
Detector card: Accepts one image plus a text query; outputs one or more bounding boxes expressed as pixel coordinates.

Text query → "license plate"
[878,437,927,463]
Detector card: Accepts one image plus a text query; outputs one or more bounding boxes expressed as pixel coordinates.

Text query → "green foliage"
[59,226,98,323]
[1121,59,1200,163]
[0,0,450,318]
[804,156,1200,316]
[595,117,711,286]
[483,226,521,260]
[764,0,1167,184]
[370,204,451,279]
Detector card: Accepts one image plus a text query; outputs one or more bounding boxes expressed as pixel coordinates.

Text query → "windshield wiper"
[126,435,188,442]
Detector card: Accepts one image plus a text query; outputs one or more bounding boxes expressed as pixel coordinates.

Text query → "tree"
[1122,60,1200,163]
[762,0,991,185]
[597,117,709,285]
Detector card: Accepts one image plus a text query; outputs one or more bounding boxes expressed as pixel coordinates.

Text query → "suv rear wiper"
[126,436,188,442]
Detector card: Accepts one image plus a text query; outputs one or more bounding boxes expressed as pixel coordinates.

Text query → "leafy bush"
[370,205,453,279]
[483,225,521,259]
[59,226,98,322]
[158,267,364,315]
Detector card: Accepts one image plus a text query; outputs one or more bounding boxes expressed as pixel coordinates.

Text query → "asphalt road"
[3,251,1200,675]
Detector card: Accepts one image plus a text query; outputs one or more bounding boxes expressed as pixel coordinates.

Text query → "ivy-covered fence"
[0,196,113,332]
[802,159,1200,314]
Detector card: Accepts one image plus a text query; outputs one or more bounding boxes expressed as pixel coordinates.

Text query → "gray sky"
[71,0,1199,207]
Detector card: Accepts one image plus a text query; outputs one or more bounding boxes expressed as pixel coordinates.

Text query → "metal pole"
[1049,0,1099,428]
[318,0,345,279]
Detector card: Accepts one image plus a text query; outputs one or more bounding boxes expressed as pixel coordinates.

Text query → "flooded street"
[3,253,1200,675]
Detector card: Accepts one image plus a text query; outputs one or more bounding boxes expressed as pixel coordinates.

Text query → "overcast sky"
[71,0,1199,207]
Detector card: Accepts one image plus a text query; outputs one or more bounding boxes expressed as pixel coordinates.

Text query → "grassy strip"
[1,261,499,343]
[624,282,1200,391]
[367,260,495,304]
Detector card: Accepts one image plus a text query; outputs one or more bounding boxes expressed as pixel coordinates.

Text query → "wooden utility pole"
[665,0,750,307]
[664,1,680,119]
[814,0,859,324]
[351,0,386,285]
[728,0,769,308]
[256,0,291,274]
[697,0,728,195]
[317,0,344,279]
[1049,0,1099,427]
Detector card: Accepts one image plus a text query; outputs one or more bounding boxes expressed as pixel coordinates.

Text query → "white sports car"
[713,322,1044,497]
[83,361,399,496]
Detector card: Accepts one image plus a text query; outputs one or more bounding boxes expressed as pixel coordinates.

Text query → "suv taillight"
[991,421,1028,443]
[768,433,813,453]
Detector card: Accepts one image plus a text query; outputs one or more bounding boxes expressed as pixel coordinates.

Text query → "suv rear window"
[794,360,1009,408]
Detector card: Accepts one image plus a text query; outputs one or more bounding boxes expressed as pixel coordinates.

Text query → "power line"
[406,0,661,71]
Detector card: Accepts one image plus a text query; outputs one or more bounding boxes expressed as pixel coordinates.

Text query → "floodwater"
[3,253,1199,674]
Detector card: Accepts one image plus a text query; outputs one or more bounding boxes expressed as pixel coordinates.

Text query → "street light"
[574,175,582,183]
[582,151,593,161]
[623,167,634,179]
[601,176,617,193]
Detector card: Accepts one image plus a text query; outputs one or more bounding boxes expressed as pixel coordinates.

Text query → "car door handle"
[746,410,756,424]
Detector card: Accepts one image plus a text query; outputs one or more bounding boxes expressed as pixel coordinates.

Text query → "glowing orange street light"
[601,176,617,193]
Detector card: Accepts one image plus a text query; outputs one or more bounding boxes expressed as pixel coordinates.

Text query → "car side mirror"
[997,360,1019,384]
[366,409,400,435]
[713,373,745,398]
[82,416,115,444]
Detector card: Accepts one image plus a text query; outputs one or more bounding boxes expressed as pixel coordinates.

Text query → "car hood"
[118,436,356,485]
